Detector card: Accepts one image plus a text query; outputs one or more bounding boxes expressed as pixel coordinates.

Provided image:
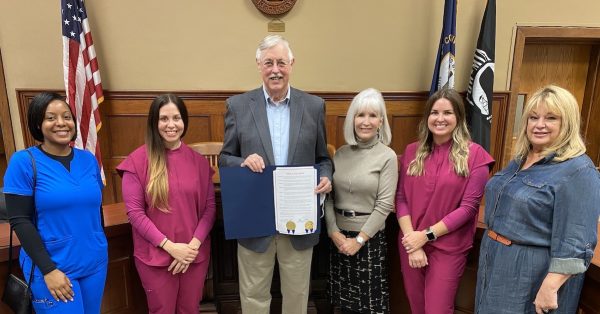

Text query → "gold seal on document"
[286,221,296,234]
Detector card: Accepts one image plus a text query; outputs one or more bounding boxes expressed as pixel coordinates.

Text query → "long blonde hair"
[513,85,585,162]
[408,89,471,177]
[145,94,188,212]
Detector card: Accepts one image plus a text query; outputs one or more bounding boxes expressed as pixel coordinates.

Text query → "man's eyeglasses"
[260,59,290,69]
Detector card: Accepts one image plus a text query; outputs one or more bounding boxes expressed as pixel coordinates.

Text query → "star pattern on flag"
[61,0,87,43]
[61,0,106,184]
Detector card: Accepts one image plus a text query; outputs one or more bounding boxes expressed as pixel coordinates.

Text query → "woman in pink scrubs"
[118,94,216,314]
[396,88,494,314]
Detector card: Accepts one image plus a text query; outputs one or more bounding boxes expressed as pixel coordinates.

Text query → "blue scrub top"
[3,147,107,278]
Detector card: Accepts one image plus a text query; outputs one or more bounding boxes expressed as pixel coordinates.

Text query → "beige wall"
[2,0,600,149]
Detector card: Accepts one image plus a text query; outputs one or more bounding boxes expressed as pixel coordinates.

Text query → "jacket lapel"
[287,88,304,163]
[248,88,275,165]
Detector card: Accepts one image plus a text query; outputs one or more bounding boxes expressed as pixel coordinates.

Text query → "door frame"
[0,49,16,159]
[507,26,600,167]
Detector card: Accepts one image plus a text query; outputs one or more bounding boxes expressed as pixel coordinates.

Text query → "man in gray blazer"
[219,35,333,314]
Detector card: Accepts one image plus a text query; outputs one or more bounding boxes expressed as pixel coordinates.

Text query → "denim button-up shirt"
[484,153,600,274]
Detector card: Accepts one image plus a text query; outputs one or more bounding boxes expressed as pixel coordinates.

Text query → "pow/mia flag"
[430,0,457,95]
[467,0,495,152]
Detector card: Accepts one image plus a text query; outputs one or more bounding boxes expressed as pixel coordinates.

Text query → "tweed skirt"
[328,230,389,314]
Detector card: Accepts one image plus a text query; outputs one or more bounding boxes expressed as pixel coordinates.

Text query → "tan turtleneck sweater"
[325,138,398,238]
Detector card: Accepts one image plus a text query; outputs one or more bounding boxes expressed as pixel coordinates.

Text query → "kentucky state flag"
[466,0,496,151]
[430,0,457,95]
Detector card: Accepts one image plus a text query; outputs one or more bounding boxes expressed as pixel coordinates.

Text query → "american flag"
[61,0,105,183]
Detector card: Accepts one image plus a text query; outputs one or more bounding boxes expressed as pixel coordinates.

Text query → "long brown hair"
[407,88,471,177]
[145,94,189,212]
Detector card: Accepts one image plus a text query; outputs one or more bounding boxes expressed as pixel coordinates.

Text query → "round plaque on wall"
[252,0,298,16]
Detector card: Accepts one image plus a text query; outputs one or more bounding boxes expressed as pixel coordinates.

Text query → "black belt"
[335,208,370,217]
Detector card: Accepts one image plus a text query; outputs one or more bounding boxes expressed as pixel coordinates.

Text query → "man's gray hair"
[255,35,294,61]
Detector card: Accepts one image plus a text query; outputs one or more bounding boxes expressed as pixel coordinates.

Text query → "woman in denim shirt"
[475,85,600,314]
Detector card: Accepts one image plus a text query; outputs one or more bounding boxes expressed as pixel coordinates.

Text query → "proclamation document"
[273,166,318,235]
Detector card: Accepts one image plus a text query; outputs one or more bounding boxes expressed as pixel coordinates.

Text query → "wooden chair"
[188,142,223,184]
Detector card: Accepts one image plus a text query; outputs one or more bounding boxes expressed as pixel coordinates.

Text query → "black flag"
[466,0,495,151]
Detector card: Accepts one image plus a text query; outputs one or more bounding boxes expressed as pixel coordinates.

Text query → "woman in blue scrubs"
[3,92,108,313]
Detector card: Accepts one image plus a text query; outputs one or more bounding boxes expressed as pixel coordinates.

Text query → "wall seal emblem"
[252,0,297,16]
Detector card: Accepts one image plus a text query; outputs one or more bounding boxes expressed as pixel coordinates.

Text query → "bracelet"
[159,239,168,248]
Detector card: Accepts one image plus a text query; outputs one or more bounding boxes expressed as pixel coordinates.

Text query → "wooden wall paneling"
[334,116,346,149]
[16,90,43,149]
[0,50,16,179]
[183,116,212,143]
[324,100,352,149]
[489,94,510,173]
[106,116,146,157]
[98,109,115,203]
[17,90,511,205]
[581,46,600,166]
[100,213,150,313]
[184,99,228,142]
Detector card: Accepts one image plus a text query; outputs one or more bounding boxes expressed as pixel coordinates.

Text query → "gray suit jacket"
[219,87,333,253]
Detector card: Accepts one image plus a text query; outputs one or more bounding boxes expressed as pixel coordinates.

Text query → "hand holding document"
[219,165,320,240]
[273,166,317,235]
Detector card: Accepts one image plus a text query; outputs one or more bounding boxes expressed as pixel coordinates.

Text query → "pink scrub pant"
[398,244,467,314]
[135,257,210,314]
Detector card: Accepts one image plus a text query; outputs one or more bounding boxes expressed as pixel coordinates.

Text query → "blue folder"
[219,165,320,240]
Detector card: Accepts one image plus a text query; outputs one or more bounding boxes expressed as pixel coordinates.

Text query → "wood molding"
[516,26,600,40]
[0,50,16,160]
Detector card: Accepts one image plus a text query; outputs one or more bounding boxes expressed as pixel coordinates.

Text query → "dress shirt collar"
[262,85,291,106]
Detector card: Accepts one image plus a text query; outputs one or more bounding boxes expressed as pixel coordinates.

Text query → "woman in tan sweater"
[325,88,398,314]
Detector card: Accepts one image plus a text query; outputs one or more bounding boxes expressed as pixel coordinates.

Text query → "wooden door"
[508,27,600,169]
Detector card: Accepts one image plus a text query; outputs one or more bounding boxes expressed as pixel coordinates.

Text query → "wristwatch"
[425,227,437,241]
[355,235,365,246]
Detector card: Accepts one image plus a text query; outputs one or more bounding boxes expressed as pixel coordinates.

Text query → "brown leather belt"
[335,208,369,217]
[487,230,512,246]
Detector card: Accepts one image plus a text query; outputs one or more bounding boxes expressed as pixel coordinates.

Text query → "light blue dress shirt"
[263,86,291,165]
